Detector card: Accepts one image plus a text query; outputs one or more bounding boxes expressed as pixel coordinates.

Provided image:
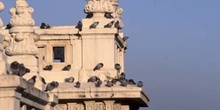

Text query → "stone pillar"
[84,101,95,110]
[0,2,4,28]
[45,103,53,110]
[0,90,21,110]
[67,103,77,110]
[3,0,44,90]
[0,2,5,75]
[21,104,27,110]
[121,105,129,110]
[104,100,115,110]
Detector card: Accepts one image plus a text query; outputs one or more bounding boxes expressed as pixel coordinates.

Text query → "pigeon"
[87,76,99,83]
[95,79,102,87]
[93,63,104,71]
[89,22,99,29]
[62,65,71,71]
[75,21,82,31]
[45,81,59,92]
[119,72,126,80]
[10,61,30,76]
[120,79,128,87]
[75,81,81,88]
[115,63,121,71]
[43,65,53,71]
[17,63,30,77]
[64,77,74,83]
[128,79,136,85]
[41,77,46,84]
[111,78,118,85]
[104,21,114,28]
[86,12,93,18]
[40,22,51,29]
[10,61,20,75]
[104,13,113,19]
[114,20,121,29]
[27,75,37,86]
[105,81,113,87]
[137,81,143,87]
[122,36,129,41]
[5,23,12,29]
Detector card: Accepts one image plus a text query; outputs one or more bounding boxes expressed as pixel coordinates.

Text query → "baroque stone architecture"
[0,0,150,110]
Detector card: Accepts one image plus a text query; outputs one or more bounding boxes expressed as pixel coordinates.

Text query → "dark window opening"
[53,47,65,63]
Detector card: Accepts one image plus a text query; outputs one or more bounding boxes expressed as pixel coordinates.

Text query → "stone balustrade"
[0,75,58,110]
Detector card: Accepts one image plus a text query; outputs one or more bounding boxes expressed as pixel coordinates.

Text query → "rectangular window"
[53,46,65,63]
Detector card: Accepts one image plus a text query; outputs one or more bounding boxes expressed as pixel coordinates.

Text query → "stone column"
[121,105,129,110]
[21,104,27,110]
[0,2,4,28]
[104,100,115,110]
[84,101,95,110]
[67,103,77,110]
[0,2,5,75]
[3,0,45,90]
[0,90,21,110]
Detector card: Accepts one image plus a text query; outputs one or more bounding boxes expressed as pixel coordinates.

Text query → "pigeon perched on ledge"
[43,65,53,71]
[27,75,37,86]
[64,77,74,83]
[105,81,113,87]
[75,81,81,88]
[10,61,30,77]
[62,64,71,71]
[93,63,104,71]
[137,81,143,87]
[40,22,51,29]
[89,22,99,29]
[75,21,82,31]
[104,21,114,28]
[45,81,59,92]
[104,13,113,19]
[115,63,121,71]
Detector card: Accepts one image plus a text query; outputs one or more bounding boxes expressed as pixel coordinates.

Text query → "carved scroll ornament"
[85,0,114,13]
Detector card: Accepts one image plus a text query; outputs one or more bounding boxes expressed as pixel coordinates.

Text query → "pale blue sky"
[1,0,220,110]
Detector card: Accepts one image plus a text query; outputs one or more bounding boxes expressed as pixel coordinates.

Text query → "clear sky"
[1,0,220,110]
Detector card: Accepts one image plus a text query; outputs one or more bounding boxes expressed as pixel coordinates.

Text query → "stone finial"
[9,0,35,33]
[84,0,114,18]
[0,2,4,28]
[4,0,39,56]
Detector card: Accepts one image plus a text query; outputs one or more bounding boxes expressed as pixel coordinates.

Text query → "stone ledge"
[0,75,58,106]
[34,26,78,35]
[51,85,149,107]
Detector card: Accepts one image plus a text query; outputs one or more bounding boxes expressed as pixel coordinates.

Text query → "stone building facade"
[0,0,149,110]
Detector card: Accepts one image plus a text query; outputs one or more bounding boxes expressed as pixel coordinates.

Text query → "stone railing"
[0,75,58,110]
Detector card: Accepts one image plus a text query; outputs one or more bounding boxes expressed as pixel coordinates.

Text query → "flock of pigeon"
[39,12,122,32]
[9,61,58,92]
[8,61,143,92]
[63,63,143,88]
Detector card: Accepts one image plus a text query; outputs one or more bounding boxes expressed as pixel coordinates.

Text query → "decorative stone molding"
[94,102,105,110]
[54,104,67,110]
[84,0,114,17]
[9,0,35,29]
[67,103,85,110]
[113,103,121,110]
[3,0,39,56]
[114,7,124,29]
[5,32,39,55]
[0,2,4,28]
[104,100,115,110]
